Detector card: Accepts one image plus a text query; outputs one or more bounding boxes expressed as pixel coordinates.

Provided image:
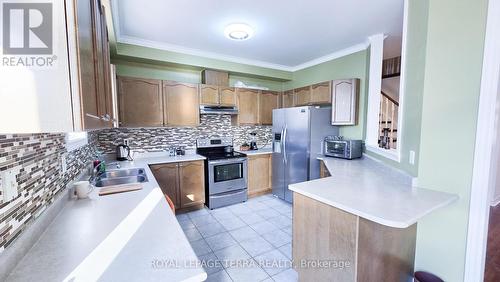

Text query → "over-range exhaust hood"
[199,105,239,115]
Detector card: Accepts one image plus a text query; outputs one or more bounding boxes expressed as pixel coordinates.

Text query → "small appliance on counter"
[249,132,258,150]
[116,144,131,161]
[324,136,362,160]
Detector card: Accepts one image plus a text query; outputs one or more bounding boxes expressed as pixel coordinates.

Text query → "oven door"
[208,158,248,195]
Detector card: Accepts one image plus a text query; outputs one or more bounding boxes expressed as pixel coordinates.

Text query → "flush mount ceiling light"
[224,23,254,41]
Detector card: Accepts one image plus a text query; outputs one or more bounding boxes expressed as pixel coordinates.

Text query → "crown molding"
[117,35,369,73]
[118,35,294,71]
[289,42,369,71]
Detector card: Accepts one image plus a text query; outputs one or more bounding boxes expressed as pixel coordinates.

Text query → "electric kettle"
[116,144,131,161]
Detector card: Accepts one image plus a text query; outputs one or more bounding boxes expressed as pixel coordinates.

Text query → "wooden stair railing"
[378,91,399,149]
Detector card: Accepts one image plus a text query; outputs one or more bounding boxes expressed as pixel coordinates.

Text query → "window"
[65,132,88,151]
[365,0,408,162]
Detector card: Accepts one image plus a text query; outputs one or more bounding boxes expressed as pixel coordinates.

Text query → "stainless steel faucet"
[89,162,106,183]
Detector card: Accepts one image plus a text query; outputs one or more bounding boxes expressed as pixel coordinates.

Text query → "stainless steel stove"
[196,138,248,209]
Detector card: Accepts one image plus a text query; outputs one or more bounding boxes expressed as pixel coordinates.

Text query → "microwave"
[324,137,362,160]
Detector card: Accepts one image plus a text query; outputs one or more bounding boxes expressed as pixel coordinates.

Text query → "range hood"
[199,105,238,115]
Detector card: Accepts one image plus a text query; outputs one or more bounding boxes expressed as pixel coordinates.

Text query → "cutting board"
[99,183,143,196]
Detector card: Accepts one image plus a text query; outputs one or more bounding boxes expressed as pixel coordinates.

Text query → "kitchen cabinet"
[200,84,219,105]
[311,81,332,105]
[163,81,200,126]
[220,87,237,106]
[150,160,205,210]
[293,193,416,281]
[260,91,280,125]
[282,90,295,108]
[294,86,312,106]
[117,77,163,127]
[76,0,113,129]
[0,0,113,133]
[331,79,360,125]
[178,161,205,208]
[200,84,236,106]
[320,160,331,178]
[247,154,272,196]
[201,69,229,86]
[150,163,180,209]
[237,88,260,125]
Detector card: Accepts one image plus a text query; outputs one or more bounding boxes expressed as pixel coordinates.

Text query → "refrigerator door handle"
[283,125,288,164]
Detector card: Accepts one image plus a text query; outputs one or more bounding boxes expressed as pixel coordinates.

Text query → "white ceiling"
[111,0,404,70]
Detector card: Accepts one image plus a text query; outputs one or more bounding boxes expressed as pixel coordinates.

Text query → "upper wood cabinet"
[237,88,260,125]
[200,84,236,106]
[260,91,280,125]
[311,81,332,105]
[163,81,199,127]
[150,161,205,210]
[282,90,295,108]
[248,154,272,196]
[76,0,113,129]
[200,84,219,105]
[178,161,205,208]
[294,86,312,106]
[331,79,360,125]
[117,77,163,127]
[220,87,237,106]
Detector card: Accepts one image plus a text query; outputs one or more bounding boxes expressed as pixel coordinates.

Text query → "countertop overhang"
[289,156,459,228]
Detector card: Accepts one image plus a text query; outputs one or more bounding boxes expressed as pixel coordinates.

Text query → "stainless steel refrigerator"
[272,106,339,203]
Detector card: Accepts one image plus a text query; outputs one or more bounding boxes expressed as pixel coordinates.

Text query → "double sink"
[93,168,149,187]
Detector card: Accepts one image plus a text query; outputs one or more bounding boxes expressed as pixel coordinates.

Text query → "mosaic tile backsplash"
[0,115,271,253]
[97,115,273,153]
[0,133,98,253]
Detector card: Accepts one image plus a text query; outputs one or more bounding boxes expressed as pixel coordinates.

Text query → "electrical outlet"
[409,150,416,165]
[1,169,19,202]
[61,153,68,173]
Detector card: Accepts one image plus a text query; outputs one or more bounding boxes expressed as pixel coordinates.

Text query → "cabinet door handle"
[86,113,101,120]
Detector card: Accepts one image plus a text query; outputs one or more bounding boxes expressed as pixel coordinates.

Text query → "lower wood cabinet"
[293,193,416,282]
[150,163,180,208]
[150,160,205,210]
[247,154,272,196]
[178,161,205,208]
[319,160,331,178]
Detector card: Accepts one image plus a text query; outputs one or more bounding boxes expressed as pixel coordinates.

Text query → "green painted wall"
[284,50,370,140]
[113,60,285,91]
[413,0,487,280]
[364,0,429,176]
[115,43,292,81]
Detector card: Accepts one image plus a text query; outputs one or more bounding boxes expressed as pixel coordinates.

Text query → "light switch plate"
[409,150,416,165]
[1,169,19,202]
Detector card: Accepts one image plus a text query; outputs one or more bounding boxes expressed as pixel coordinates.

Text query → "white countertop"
[6,153,207,282]
[237,147,273,156]
[289,155,458,228]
